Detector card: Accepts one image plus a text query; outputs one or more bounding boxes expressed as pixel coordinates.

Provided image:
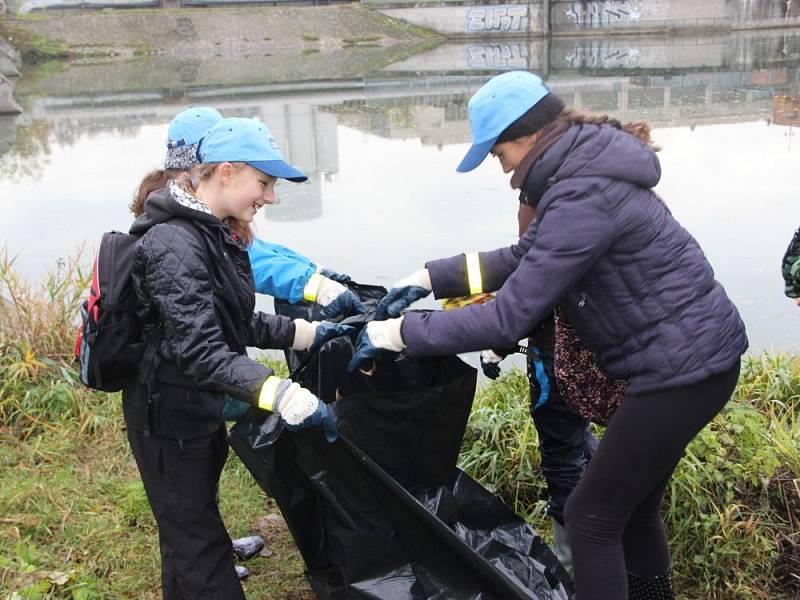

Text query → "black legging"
[563,360,741,600]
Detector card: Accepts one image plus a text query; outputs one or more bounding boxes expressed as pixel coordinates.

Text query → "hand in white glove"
[303,275,366,319]
[480,349,505,380]
[291,319,355,351]
[347,317,406,371]
[376,269,432,320]
[257,377,338,442]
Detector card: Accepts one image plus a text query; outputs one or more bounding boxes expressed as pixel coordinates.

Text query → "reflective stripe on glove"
[347,317,405,372]
[375,269,432,320]
[304,274,366,319]
[257,376,338,443]
[480,349,505,380]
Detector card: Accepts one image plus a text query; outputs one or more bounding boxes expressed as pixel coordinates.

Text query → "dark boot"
[627,571,675,600]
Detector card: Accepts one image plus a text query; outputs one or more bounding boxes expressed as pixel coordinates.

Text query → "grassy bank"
[1,255,798,598]
[460,359,800,599]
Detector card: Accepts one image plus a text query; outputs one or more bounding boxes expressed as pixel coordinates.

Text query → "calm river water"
[1,29,798,355]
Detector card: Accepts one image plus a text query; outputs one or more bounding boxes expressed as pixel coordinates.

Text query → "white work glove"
[303,274,367,319]
[376,269,432,320]
[257,377,338,442]
[347,317,406,371]
[291,319,356,352]
[480,350,505,380]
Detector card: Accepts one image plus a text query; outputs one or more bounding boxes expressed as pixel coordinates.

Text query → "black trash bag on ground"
[230,281,574,598]
[229,414,573,600]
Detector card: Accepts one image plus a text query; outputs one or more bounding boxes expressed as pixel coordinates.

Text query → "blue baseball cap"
[199,117,307,182]
[167,106,223,147]
[164,107,223,170]
[457,71,551,173]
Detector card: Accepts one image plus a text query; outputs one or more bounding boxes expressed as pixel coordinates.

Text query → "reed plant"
[0,249,117,437]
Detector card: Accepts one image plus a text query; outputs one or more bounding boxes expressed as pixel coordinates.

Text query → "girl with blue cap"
[132,106,363,319]
[349,70,748,599]
[124,115,349,599]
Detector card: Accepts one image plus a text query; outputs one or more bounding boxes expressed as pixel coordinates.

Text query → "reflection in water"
[1,29,799,352]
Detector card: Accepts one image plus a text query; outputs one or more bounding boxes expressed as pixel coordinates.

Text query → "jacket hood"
[523,124,662,204]
[129,183,222,235]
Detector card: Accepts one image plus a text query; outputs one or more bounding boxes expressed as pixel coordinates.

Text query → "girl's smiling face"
[218,163,277,223]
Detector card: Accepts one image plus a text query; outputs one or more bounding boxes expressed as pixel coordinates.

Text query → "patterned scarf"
[168,179,213,216]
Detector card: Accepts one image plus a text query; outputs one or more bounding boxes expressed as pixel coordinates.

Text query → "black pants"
[126,425,245,600]
[528,343,598,525]
[563,360,741,600]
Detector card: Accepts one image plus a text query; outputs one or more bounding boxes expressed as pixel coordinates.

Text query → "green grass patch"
[459,357,800,599]
[1,21,71,62]
[1,255,798,598]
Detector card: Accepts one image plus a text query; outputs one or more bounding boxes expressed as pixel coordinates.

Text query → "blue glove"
[375,286,430,320]
[480,350,504,380]
[320,268,352,285]
[310,321,355,352]
[285,400,338,443]
[347,327,381,372]
[347,319,405,372]
[319,288,367,320]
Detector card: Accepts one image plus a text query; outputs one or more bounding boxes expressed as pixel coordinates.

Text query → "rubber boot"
[627,571,675,600]
[552,520,574,575]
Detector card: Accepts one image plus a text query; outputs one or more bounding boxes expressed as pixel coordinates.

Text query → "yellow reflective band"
[466,252,483,295]
[303,273,324,302]
[257,376,282,412]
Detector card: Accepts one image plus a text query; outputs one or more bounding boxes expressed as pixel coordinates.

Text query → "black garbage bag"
[229,413,573,599]
[230,281,574,599]
[274,282,386,403]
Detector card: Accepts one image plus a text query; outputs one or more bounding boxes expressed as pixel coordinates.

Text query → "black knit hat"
[496,93,566,144]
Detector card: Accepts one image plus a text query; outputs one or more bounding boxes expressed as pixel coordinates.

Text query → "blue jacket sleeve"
[248,238,317,303]
[402,185,616,355]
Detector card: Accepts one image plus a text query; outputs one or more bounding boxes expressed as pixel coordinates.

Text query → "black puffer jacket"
[122,185,295,439]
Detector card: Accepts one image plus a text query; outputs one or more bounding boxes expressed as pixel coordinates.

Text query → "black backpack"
[74,219,206,392]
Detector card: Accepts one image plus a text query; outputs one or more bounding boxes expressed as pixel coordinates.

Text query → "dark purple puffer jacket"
[402,123,748,393]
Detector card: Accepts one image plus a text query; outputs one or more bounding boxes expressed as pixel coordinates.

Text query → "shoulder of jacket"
[139,221,207,257]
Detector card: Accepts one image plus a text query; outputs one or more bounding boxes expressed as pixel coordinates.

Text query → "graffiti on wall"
[466,5,529,32]
[565,1,641,28]
[565,40,641,69]
[467,43,531,69]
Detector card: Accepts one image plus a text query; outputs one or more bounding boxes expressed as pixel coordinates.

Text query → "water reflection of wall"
[0,98,339,220]
[3,29,800,221]
[256,104,339,222]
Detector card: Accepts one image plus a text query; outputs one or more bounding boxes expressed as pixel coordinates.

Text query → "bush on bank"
[1,254,798,599]
[459,358,800,599]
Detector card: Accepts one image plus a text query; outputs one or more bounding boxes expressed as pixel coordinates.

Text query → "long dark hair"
[131,168,182,216]
[498,92,660,151]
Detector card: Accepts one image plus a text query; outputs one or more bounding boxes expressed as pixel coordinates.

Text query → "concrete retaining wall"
[376,0,800,37]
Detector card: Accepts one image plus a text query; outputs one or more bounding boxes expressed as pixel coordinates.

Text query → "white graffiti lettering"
[566,1,641,28]
[565,41,641,68]
[466,6,529,32]
[467,44,530,68]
